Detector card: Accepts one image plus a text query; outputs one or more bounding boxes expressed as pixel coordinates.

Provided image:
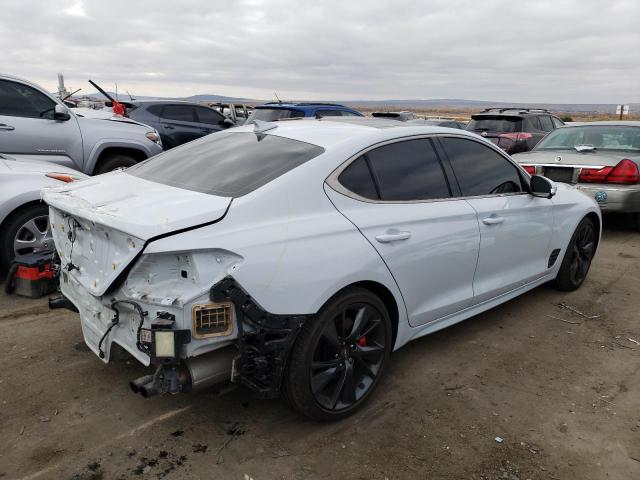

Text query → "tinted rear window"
[128,132,325,197]
[248,108,305,121]
[467,116,521,133]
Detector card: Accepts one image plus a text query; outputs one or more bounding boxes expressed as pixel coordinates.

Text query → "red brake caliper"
[357,336,367,347]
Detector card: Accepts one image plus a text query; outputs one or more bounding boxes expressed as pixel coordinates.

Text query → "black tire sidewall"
[285,288,392,421]
[95,154,137,174]
[554,217,596,291]
[0,203,50,271]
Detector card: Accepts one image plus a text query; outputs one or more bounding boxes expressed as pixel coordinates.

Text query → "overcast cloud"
[1,0,639,103]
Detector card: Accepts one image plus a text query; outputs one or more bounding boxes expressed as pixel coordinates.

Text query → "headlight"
[145,131,161,144]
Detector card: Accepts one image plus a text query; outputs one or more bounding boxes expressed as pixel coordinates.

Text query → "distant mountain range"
[78,91,638,114]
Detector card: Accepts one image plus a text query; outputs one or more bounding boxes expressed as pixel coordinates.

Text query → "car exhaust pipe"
[48,295,79,312]
[129,346,235,398]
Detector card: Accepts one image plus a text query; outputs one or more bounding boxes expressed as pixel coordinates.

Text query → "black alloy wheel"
[554,217,597,291]
[284,288,392,421]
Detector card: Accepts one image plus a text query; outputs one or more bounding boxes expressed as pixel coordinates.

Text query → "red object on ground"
[16,263,55,281]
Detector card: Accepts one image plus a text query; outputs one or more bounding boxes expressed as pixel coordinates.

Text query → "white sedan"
[43,118,600,421]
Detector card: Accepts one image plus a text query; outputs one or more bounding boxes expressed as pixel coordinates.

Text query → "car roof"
[256,102,354,110]
[560,121,640,127]
[233,117,480,149]
[132,99,211,107]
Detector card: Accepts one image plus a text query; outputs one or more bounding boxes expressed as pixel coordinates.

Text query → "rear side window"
[194,106,224,125]
[339,157,379,200]
[523,116,541,131]
[128,132,324,197]
[441,137,524,196]
[0,79,56,119]
[146,105,164,117]
[467,117,521,133]
[316,110,342,117]
[551,117,564,128]
[339,139,450,201]
[249,108,305,121]
[539,115,554,131]
[161,105,196,122]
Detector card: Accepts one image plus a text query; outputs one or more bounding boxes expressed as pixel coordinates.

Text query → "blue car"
[246,102,363,122]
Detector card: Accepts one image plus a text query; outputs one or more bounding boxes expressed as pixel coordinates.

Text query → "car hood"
[43,171,231,296]
[513,150,640,168]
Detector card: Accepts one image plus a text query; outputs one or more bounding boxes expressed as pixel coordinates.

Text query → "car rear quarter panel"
[143,167,406,326]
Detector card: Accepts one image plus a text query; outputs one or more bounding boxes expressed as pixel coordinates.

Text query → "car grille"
[543,166,575,184]
[192,303,233,338]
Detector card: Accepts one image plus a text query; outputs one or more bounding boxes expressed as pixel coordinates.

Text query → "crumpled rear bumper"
[576,184,640,213]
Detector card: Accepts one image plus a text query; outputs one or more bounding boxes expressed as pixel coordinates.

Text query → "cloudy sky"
[2,0,639,103]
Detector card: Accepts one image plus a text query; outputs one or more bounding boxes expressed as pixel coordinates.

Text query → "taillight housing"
[578,159,639,184]
[499,132,533,142]
[522,165,536,175]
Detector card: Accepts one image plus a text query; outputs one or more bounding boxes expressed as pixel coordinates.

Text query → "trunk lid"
[43,171,231,296]
[514,150,636,168]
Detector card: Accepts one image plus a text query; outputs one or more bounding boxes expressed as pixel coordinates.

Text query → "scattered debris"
[444,384,465,391]
[628,338,640,346]
[192,443,208,453]
[546,314,581,325]
[558,303,600,319]
[170,429,184,437]
[495,437,504,443]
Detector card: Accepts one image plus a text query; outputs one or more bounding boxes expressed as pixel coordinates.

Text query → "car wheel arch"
[314,280,402,349]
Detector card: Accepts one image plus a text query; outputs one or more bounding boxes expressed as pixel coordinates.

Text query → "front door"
[326,137,480,327]
[438,136,554,304]
[0,78,83,170]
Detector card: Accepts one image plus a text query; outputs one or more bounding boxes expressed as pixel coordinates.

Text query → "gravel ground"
[1,216,639,480]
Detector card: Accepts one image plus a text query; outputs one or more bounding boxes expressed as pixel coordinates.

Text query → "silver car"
[514,121,640,229]
[0,74,163,174]
[0,155,86,270]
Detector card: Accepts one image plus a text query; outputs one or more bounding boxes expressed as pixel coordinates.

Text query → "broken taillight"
[578,159,639,184]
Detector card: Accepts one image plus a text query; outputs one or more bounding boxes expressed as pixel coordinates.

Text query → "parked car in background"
[407,118,466,129]
[126,100,235,149]
[210,103,251,124]
[371,111,418,121]
[246,102,363,122]
[44,118,600,421]
[466,108,564,154]
[0,74,163,174]
[0,154,86,270]
[514,121,640,229]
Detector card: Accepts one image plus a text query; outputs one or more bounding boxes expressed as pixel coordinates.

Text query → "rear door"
[158,104,202,148]
[325,137,480,327]
[194,106,227,135]
[438,136,554,304]
[0,78,83,170]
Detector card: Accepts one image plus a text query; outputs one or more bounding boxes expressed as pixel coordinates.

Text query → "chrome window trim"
[326,133,533,205]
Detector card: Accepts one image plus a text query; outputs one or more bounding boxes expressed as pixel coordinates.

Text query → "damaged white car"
[43,118,601,420]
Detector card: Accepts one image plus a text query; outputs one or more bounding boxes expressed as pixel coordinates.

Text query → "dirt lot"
[1,216,639,480]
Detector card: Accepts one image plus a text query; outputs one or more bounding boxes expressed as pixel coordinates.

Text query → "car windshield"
[535,125,640,152]
[128,131,324,197]
[467,117,520,132]
[247,108,305,122]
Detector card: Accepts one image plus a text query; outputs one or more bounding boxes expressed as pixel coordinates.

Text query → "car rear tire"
[0,203,51,271]
[284,288,392,421]
[553,217,597,292]
[94,153,138,174]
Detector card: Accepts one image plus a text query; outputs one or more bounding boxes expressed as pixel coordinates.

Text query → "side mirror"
[223,118,235,127]
[530,175,556,199]
[54,104,71,121]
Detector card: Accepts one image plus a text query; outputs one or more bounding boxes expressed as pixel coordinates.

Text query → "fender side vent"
[548,248,561,268]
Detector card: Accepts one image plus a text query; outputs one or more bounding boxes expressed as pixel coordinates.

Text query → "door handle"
[375,231,411,243]
[0,123,15,131]
[163,124,175,130]
[482,216,505,225]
